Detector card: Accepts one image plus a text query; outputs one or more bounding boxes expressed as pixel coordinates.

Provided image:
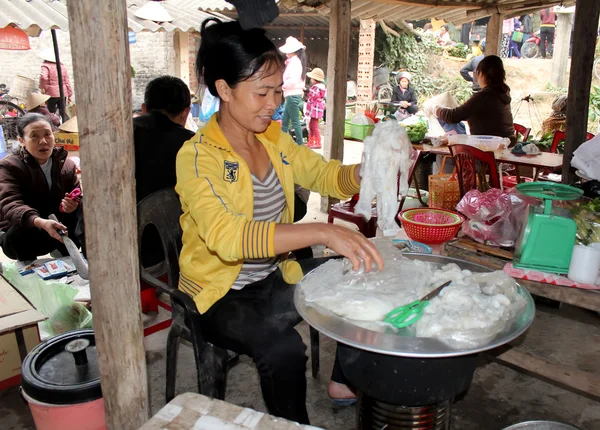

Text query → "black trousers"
[540,27,555,58]
[200,257,347,424]
[0,210,83,261]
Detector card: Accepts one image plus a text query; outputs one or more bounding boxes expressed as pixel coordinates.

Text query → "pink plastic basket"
[399,208,464,245]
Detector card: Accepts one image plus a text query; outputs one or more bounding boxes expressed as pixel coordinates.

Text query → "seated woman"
[436,55,516,145]
[391,71,418,118]
[541,94,567,136]
[176,19,383,424]
[0,113,82,261]
[26,93,61,130]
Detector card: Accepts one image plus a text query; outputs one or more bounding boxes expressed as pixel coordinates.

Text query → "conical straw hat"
[133,2,173,22]
[40,48,56,62]
[26,93,51,110]
[58,116,78,133]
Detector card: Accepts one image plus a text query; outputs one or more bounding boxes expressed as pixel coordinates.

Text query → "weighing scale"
[514,182,583,274]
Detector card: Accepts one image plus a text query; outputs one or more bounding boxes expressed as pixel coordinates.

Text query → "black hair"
[17,113,52,138]
[197,18,285,98]
[144,75,191,115]
[295,48,308,80]
[442,24,449,31]
[476,55,510,94]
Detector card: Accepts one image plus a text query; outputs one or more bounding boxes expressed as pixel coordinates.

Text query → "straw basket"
[9,75,36,102]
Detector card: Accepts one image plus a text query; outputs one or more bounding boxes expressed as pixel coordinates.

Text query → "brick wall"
[0,30,192,109]
[188,32,201,95]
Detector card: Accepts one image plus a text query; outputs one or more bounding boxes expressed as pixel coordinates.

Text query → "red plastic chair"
[328,150,422,237]
[537,130,595,181]
[549,130,595,153]
[514,123,531,143]
[449,144,500,197]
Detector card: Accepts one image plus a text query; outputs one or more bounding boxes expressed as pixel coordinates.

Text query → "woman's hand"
[33,217,66,242]
[321,224,384,272]
[400,101,409,108]
[60,195,79,213]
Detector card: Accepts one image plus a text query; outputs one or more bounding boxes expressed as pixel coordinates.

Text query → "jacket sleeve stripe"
[240,220,276,259]
[180,277,203,294]
[205,177,229,212]
[194,142,200,177]
[338,164,360,196]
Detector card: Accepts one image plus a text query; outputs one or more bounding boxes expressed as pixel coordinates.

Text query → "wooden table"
[444,237,600,399]
[414,143,564,183]
[140,393,323,430]
[413,143,564,171]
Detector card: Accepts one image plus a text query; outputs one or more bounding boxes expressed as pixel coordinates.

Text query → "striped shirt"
[231,163,286,289]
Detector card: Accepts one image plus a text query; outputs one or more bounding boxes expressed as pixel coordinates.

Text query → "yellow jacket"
[175,115,359,313]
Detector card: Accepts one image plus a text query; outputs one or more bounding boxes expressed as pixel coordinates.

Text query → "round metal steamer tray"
[294,254,535,358]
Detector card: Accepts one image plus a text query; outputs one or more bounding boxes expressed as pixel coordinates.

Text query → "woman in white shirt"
[279,37,307,145]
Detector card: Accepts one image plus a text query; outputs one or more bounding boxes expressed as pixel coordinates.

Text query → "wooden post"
[321,0,351,213]
[485,13,503,57]
[299,25,305,44]
[66,1,149,429]
[174,31,190,87]
[356,19,376,113]
[551,11,573,88]
[563,0,600,183]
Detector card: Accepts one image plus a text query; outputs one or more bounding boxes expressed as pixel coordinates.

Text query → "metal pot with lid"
[21,329,107,430]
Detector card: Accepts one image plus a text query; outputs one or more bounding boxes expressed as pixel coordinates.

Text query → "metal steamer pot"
[295,254,536,430]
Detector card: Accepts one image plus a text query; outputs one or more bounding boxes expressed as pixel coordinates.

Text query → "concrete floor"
[3,301,600,430]
[2,140,600,429]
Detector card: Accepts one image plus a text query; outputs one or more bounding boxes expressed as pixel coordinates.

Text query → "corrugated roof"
[196,0,234,11]
[0,0,229,37]
[336,0,575,26]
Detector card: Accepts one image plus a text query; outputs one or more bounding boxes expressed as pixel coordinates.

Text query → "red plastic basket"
[398,208,464,245]
[502,175,533,189]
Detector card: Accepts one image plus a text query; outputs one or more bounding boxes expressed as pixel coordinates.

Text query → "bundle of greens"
[447,43,469,59]
[570,198,600,245]
[403,120,428,143]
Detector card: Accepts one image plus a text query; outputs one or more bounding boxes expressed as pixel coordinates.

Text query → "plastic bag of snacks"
[569,198,600,245]
[456,188,532,247]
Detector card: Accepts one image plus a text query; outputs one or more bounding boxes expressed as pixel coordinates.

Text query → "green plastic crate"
[344,120,375,141]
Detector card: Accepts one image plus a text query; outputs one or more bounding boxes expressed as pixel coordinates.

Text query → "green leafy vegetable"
[403,120,428,143]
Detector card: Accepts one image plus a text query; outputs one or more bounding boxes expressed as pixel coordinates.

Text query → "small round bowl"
[399,208,464,245]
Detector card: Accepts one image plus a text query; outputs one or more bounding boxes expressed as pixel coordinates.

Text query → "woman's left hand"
[60,195,79,213]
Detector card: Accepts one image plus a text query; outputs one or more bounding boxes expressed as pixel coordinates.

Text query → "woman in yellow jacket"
[177,19,383,424]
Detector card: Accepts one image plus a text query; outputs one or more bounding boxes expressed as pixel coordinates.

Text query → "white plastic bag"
[422,92,460,138]
[355,121,413,236]
[199,86,220,123]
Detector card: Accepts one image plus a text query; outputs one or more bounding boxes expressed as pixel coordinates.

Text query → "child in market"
[305,68,326,149]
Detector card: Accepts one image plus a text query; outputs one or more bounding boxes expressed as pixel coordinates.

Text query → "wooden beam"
[174,31,190,87]
[369,0,480,8]
[66,1,149,429]
[563,0,600,183]
[485,13,503,57]
[550,11,573,88]
[321,0,350,213]
[493,347,600,399]
[379,20,401,38]
[466,1,566,21]
[263,25,331,30]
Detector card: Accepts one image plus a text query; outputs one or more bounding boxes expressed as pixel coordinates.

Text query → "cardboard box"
[54,131,79,151]
[0,274,46,390]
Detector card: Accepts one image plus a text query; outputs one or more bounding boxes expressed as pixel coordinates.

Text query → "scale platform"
[513,182,583,274]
